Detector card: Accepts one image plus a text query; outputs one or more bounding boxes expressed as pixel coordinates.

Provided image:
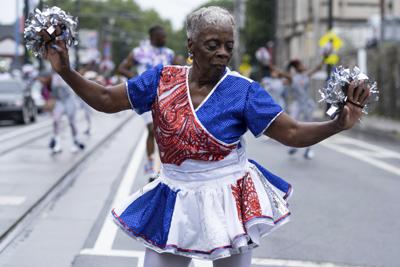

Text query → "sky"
[0,0,208,30]
[135,0,208,30]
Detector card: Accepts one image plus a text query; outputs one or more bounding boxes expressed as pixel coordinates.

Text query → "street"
[0,111,399,267]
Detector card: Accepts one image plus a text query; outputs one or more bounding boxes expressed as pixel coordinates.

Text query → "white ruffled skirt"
[112,151,292,260]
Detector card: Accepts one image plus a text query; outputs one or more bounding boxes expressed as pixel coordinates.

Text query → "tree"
[186,0,275,66]
[243,0,275,65]
[41,0,178,66]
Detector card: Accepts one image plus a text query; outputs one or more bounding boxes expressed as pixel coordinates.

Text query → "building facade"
[275,0,400,67]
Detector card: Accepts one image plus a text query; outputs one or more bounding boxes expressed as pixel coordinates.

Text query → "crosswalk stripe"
[91,132,147,252]
[321,139,400,176]
[80,249,363,267]
[0,196,26,205]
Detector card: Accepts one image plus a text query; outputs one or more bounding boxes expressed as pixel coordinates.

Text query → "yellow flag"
[319,31,343,51]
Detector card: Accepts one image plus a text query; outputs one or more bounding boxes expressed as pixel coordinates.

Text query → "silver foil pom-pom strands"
[319,66,379,119]
[24,6,78,57]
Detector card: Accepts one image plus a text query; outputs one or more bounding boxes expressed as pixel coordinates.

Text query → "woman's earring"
[188,51,193,59]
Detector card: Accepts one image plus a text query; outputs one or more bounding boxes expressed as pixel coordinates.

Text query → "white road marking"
[327,135,400,159]
[78,132,381,267]
[321,135,400,177]
[84,132,147,252]
[252,257,363,267]
[80,248,145,266]
[192,259,213,267]
[80,249,363,267]
[0,196,26,205]
[0,120,51,142]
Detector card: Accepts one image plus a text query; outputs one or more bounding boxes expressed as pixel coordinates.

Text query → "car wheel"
[17,107,30,124]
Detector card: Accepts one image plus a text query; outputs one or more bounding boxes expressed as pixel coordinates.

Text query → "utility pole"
[233,0,245,70]
[380,0,385,42]
[378,0,385,115]
[326,0,333,78]
[328,0,333,30]
[23,0,30,64]
[272,0,277,64]
[38,0,44,70]
[74,0,80,69]
[14,0,20,66]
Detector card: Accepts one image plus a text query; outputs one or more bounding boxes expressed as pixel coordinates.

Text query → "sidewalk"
[314,108,400,141]
[351,115,400,142]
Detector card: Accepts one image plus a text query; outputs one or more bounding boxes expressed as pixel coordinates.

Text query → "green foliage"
[39,0,275,69]
[198,0,234,11]
[187,0,275,64]
[41,0,180,65]
[243,0,275,64]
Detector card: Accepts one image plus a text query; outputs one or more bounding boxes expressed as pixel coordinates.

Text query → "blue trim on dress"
[196,74,283,144]
[119,183,178,247]
[126,64,163,114]
[248,159,291,196]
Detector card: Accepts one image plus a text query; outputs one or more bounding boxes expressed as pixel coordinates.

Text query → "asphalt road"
[0,112,399,267]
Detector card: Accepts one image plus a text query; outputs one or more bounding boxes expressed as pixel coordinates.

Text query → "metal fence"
[367,44,400,119]
[340,44,400,120]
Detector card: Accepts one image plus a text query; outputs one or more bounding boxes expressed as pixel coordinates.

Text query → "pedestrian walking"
[41,72,85,153]
[118,25,175,181]
[268,58,325,159]
[285,59,325,159]
[260,68,289,109]
[44,6,369,267]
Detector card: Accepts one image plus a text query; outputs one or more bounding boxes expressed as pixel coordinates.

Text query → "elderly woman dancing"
[45,6,369,267]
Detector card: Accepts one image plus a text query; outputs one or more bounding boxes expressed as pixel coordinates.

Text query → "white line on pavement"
[0,196,26,205]
[252,257,363,267]
[321,138,400,177]
[327,135,400,159]
[78,133,381,267]
[88,132,147,252]
[192,259,213,267]
[80,249,363,267]
[0,119,51,142]
[80,248,145,266]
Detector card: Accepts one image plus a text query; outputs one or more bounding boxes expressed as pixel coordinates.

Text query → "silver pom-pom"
[24,6,78,57]
[319,66,379,119]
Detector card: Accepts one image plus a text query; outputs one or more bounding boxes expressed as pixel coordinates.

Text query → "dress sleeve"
[125,64,163,114]
[244,81,283,137]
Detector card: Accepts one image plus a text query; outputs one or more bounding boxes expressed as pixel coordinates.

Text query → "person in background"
[271,58,325,159]
[40,71,85,154]
[255,41,273,80]
[261,67,290,109]
[118,25,175,181]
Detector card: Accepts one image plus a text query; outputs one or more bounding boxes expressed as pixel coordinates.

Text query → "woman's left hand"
[336,80,370,130]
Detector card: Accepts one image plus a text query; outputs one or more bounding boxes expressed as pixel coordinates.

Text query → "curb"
[313,109,400,142]
[351,122,400,142]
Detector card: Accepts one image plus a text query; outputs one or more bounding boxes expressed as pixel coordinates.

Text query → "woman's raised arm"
[265,80,370,147]
[45,40,131,113]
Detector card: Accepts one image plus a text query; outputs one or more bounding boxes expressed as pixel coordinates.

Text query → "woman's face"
[188,24,234,73]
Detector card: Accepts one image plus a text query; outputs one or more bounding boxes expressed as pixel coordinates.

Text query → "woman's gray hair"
[186,6,235,41]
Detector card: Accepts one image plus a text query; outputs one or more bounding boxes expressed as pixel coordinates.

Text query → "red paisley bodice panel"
[152,66,236,166]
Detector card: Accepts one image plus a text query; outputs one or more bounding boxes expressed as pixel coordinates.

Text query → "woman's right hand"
[43,35,71,74]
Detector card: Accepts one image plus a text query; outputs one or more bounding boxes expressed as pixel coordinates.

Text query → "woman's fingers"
[359,83,370,105]
[348,80,370,106]
[352,80,364,101]
[347,80,355,101]
[38,30,52,43]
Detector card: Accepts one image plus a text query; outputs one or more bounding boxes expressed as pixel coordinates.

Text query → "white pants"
[52,97,78,138]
